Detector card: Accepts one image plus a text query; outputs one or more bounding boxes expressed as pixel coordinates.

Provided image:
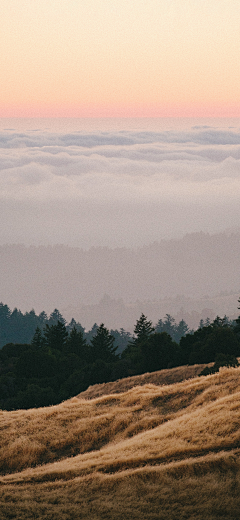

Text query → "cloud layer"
[1,121,240,247]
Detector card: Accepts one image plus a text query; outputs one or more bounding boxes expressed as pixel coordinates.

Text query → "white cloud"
[0,124,240,246]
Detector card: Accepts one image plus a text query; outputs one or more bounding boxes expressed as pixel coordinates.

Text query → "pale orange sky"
[1,0,240,117]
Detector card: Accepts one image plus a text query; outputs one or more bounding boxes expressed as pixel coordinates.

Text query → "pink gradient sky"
[1,0,240,118]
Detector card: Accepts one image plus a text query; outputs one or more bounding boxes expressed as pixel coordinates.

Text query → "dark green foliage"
[123,315,181,375]
[233,300,240,338]
[122,314,154,374]
[132,313,154,344]
[0,320,121,409]
[174,319,190,343]
[67,318,85,335]
[48,309,66,326]
[110,358,132,380]
[85,323,100,343]
[88,359,113,384]
[15,348,56,379]
[199,353,239,376]
[31,327,44,348]
[234,316,240,335]
[43,321,68,351]
[0,303,11,347]
[181,317,240,366]
[9,384,57,409]
[0,304,80,348]
[66,326,88,358]
[59,368,91,400]
[123,330,180,375]
[140,332,180,372]
[90,324,118,363]
[0,373,18,402]
[202,327,240,362]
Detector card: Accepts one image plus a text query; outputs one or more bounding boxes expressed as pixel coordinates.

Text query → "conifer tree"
[133,313,154,344]
[90,323,118,362]
[31,327,44,348]
[43,321,68,351]
[66,326,88,358]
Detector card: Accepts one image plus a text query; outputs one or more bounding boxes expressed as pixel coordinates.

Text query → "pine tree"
[31,327,44,348]
[133,313,154,344]
[66,326,88,358]
[43,321,68,351]
[90,324,118,362]
[174,319,190,343]
[48,309,66,326]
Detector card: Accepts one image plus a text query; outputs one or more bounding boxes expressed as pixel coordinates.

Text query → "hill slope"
[76,363,212,400]
[1,366,240,519]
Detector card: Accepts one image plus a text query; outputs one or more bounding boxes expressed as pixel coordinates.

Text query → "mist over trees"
[0,231,240,331]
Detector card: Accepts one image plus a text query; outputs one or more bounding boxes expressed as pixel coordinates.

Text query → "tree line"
[0,303,194,350]
[0,301,240,410]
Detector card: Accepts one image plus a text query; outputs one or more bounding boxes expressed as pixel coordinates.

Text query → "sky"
[0,119,240,248]
[1,0,240,117]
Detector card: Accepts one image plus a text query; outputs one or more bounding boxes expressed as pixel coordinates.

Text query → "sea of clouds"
[1,121,240,248]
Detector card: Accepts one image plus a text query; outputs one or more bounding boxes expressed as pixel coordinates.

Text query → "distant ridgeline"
[0,302,240,410]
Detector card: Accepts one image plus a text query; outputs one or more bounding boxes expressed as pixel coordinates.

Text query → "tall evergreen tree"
[133,313,154,344]
[67,318,85,335]
[43,321,68,351]
[0,303,11,347]
[38,311,48,325]
[85,323,99,343]
[48,309,66,326]
[31,327,44,348]
[66,326,88,359]
[174,319,190,343]
[90,324,118,362]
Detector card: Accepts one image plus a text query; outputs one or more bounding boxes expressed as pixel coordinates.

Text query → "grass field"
[1,364,240,519]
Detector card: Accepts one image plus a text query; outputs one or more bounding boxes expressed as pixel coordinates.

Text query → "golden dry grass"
[1,365,240,519]
[77,362,211,399]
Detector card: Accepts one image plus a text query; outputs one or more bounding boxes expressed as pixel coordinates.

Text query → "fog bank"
[1,119,240,247]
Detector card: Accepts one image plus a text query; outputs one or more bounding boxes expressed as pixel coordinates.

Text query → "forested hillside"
[0,307,240,411]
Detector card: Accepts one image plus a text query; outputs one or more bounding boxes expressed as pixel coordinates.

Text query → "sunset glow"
[1,0,240,117]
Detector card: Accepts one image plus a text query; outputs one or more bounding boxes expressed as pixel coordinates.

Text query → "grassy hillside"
[1,365,240,519]
[77,363,213,400]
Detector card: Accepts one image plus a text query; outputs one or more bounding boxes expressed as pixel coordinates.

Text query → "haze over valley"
[0,229,240,331]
